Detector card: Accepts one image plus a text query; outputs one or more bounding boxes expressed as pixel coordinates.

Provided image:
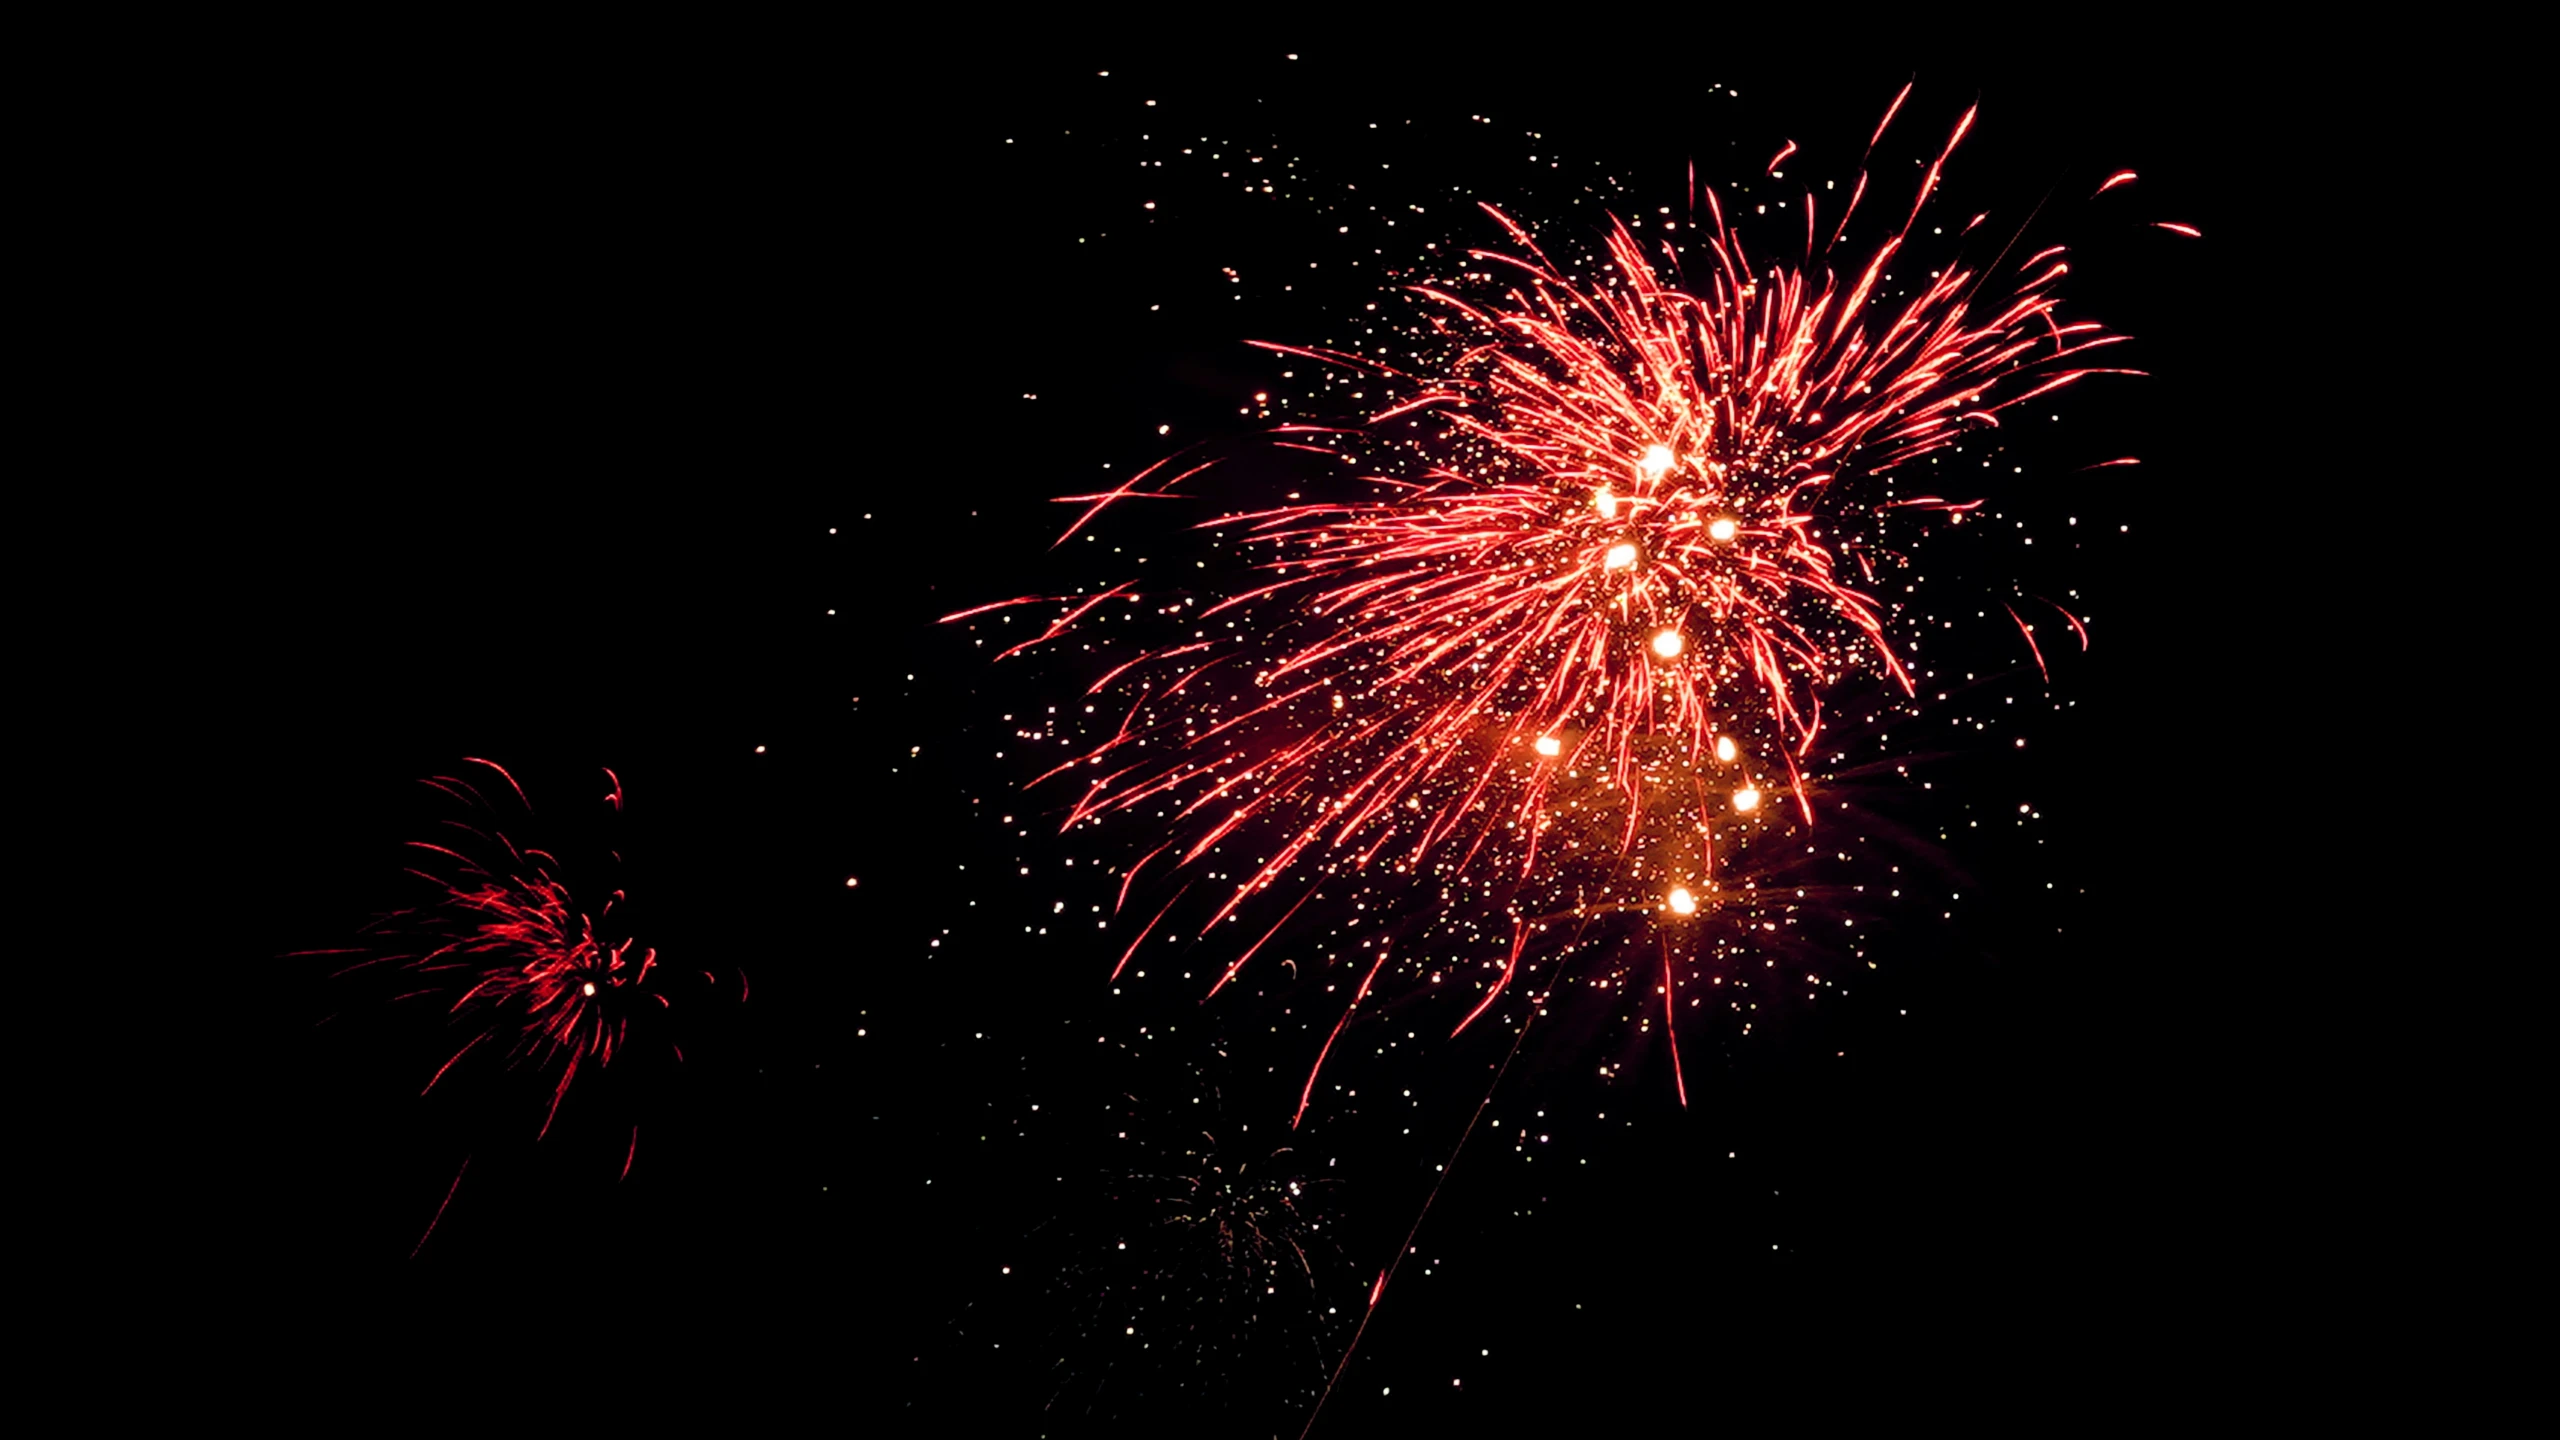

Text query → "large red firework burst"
[952,92,2132,1112]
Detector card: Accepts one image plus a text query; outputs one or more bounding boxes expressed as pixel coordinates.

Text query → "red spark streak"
[1294,944,1392,1130]
[1111,884,1190,982]
[410,1156,471,1259]
[2036,596,2090,650]
[2003,602,2050,684]
[1449,920,1529,1038]
[1206,887,1321,999]
[1660,935,1687,1108]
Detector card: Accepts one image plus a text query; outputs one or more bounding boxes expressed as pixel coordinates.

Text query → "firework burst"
[322,759,731,1207]
[1013,1084,1354,1425]
[951,90,2130,1113]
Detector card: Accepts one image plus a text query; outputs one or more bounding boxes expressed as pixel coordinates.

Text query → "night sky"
[150,31,2327,1428]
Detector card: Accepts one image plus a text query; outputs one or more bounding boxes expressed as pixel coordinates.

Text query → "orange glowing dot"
[1603,542,1638,570]
[1593,486,1619,520]
[1714,735,1737,763]
[1667,885,1698,915]
[1707,517,1738,541]
[1534,735,1562,757]
[581,981,597,997]
[1650,629,1684,659]
[1640,444,1675,478]
[1733,786,1761,812]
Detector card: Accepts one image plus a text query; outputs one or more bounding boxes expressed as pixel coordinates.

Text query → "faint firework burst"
[951,87,2146,1116]
[1028,1084,1354,1425]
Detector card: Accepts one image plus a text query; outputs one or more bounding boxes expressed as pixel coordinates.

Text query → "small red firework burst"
[350,759,694,1147]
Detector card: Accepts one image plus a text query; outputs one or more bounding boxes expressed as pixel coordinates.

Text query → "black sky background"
[102,26,2382,1427]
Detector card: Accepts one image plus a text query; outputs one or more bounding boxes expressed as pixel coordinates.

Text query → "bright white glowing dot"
[1707,517,1739,541]
[581,982,597,996]
[1534,735,1562,757]
[1667,886,1698,915]
[1640,443,1675,478]
[1651,629,1684,659]
[1593,486,1619,519]
[1733,787,1762,813]
[1603,542,1638,570]
[1714,735,1738,763]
